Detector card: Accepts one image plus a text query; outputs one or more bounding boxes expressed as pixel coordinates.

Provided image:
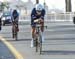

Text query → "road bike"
[33,19,47,54]
[12,21,19,41]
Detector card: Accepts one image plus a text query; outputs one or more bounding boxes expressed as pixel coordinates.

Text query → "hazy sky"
[22,0,75,12]
[22,0,65,9]
[0,0,75,12]
[21,0,75,12]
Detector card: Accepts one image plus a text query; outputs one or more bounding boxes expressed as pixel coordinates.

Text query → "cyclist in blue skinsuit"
[31,4,46,47]
[12,9,19,38]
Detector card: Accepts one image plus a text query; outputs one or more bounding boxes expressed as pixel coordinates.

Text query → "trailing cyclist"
[31,4,46,47]
[12,9,19,38]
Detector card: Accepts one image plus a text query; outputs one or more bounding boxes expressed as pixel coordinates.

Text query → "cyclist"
[12,9,19,38]
[31,4,46,47]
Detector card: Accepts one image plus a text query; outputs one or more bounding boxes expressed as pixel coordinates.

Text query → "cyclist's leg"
[14,18,19,32]
[16,21,19,32]
[32,26,35,38]
[41,21,44,42]
[16,18,19,27]
[31,26,36,47]
[41,22,44,32]
[13,21,17,38]
[12,21,14,37]
[15,18,19,28]
[12,25,14,38]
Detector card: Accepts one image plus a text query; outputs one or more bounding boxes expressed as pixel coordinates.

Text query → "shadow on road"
[7,39,31,42]
[3,36,12,38]
[17,39,31,41]
[0,32,12,34]
[46,38,75,40]
[48,24,75,29]
[41,50,75,55]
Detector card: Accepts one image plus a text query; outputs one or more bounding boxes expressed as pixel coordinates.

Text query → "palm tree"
[36,0,39,4]
[0,2,9,12]
[65,0,72,12]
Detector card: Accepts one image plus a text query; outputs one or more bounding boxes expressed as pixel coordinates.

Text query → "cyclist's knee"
[41,28,44,32]
[41,23,44,32]
[32,27,35,32]
[32,27,35,34]
[32,27,35,37]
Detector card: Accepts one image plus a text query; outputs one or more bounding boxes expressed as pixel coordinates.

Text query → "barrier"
[19,12,75,22]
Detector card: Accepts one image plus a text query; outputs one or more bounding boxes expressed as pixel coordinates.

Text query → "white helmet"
[35,4,44,11]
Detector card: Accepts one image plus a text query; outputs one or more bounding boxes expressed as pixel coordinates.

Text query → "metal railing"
[46,12,74,21]
[19,12,75,22]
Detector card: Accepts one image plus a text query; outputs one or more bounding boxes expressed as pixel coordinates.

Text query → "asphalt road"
[0,21,75,59]
[0,39,15,59]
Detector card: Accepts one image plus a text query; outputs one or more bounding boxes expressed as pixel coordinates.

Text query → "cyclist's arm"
[40,9,46,20]
[31,8,37,20]
[31,8,37,25]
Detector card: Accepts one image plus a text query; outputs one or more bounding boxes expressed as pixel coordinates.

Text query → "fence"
[19,12,75,22]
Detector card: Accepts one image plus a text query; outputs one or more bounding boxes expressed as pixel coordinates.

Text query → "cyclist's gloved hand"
[34,19,39,23]
[39,18,44,23]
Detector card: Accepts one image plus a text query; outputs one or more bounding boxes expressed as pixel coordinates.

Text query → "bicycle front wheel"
[35,38,38,52]
[39,34,42,54]
[12,29,14,38]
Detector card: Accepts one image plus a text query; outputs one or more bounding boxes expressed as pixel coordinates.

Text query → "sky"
[0,0,75,12]
[22,0,65,10]
[21,0,75,12]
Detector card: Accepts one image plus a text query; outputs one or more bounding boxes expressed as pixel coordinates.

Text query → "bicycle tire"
[36,38,38,52]
[12,30,14,38]
[73,19,75,24]
[39,34,42,54]
[15,32,18,41]
[12,28,15,38]
[13,26,18,41]
[15,27,18,41]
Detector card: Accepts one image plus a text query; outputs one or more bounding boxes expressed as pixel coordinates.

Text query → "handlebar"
[34,19,43,23]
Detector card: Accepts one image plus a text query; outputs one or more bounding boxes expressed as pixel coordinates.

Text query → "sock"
[31,38,34,47]
[41,32,44,42]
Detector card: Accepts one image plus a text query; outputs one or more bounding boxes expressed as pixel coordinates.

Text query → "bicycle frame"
[32,19,47,54]
[35,24,43,54]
